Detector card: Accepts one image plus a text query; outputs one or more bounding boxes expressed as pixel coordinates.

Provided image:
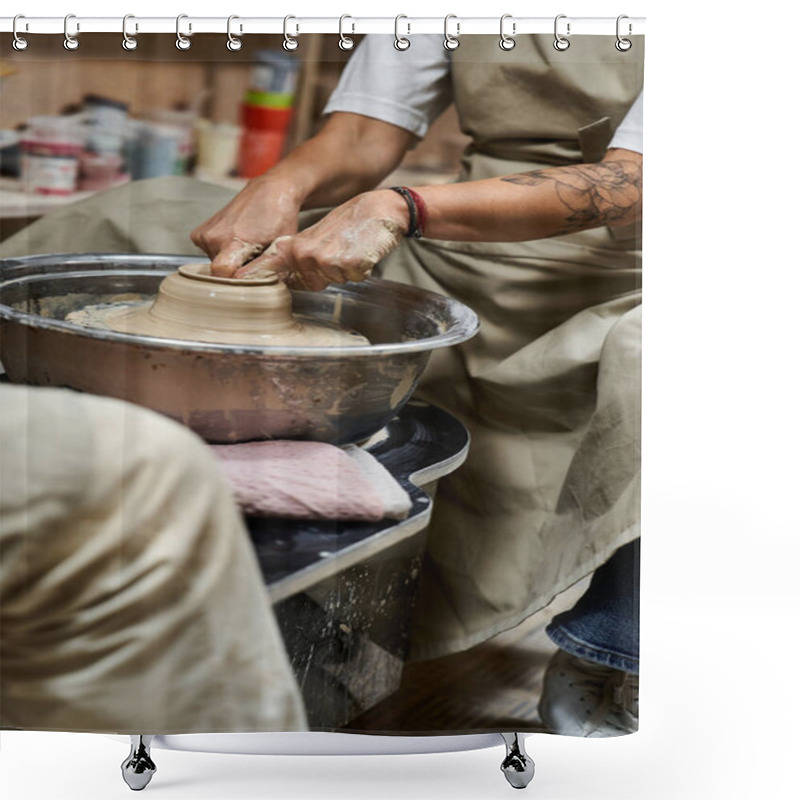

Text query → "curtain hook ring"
[283,15,299,51]
[443,14,460,51]
[499,14,515,50]
[338,14,355,51]
[227,15,243,51]
[12,14,29,51]
[394,15,410,51]
[63,13,79,51]
[553,14,570,51]
[122,14,138,51]
[615,14,632,51]
[176,14,192,50]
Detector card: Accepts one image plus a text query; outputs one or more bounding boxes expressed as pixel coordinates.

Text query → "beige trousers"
[0,384,307,733]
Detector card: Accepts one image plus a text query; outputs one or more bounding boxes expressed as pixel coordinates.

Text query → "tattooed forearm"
[500,159,642,235]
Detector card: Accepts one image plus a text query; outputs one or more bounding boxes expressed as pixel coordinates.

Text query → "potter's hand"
[234,191,408,291]
[190,177,301,278]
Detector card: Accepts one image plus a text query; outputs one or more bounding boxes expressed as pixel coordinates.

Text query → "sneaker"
[538,649,638,737]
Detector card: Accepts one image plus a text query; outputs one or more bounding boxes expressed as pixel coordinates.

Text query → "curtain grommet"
[122,14,138,51]
[63,13,79,51]
[227,15,243,51]
[338,14,355,51]
[443,14,460,51]
[283,15,299,51]
[499,14,515,51]
[176,14,192,50]
[12,14,29,51]
[615,15,632,51]
[394,15,410,51]
[553,14,570,51]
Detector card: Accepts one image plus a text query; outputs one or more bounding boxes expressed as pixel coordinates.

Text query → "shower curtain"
[0,23,643,742]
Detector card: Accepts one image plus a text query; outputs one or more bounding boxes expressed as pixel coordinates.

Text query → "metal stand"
[121,735,156,791]
[500,733,535,789]
[118,732,533,790]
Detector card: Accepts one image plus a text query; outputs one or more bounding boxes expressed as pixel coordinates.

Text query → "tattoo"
[500,160,642,235]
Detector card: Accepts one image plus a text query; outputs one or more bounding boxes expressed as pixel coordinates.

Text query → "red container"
[237,103,294,178]
[240,103,294,132]
[238,129,286,178]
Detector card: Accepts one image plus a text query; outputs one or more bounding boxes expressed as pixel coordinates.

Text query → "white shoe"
[538,649,638,737]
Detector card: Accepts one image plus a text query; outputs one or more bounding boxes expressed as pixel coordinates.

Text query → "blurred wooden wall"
[0,34,300,129]
[0,33,467,172]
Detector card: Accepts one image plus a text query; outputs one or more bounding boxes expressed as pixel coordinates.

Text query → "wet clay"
[68,264,369,347]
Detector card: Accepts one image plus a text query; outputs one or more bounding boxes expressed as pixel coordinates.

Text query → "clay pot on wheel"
[105,263,368,347]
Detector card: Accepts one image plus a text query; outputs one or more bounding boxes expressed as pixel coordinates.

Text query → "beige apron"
[0,35,644,663]
[375,35,644,659]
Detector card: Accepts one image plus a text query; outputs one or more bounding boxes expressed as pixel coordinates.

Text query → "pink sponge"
[211,440,411,521]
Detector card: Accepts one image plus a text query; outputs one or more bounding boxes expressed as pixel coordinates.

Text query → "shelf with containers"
[0,34,466,242]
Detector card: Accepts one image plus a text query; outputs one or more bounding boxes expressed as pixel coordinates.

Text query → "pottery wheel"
[70,263,369,347]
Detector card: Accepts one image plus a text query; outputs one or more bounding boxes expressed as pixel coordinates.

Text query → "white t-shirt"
[325,35,643,154]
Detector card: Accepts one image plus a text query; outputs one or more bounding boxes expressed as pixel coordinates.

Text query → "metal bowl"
[0,253,478,444]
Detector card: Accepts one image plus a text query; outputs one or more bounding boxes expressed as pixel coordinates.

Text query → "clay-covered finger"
[234,253,280,280]
[211,238,265,277]
[339,257,374,283]
[234,237,292,279]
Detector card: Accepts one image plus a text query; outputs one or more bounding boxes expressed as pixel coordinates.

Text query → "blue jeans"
[546,539,640,674]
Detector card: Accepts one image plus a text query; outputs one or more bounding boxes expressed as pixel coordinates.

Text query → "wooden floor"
[343,580,588,734]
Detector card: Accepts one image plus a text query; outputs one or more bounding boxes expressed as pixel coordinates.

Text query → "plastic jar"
[195,121,241,179]
[78,152,127,191]
[21,116,85,195]
[251,50,301,95]
[237,104,294,179]
[84,95,129,156]
[129,122,187,180]
[142,109,197,175]
[244,90,294,109]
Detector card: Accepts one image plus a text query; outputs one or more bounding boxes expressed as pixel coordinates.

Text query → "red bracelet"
[406,187,428,237]
[389,186,427,238]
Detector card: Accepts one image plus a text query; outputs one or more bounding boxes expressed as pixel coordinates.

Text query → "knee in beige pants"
[1,385,305,733]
